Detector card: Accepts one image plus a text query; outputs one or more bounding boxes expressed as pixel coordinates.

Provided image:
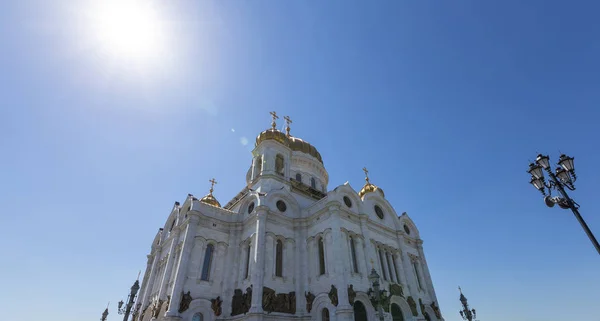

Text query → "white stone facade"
[134,123,445,321]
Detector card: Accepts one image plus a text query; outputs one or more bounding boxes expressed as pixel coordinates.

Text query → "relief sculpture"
[211,296,222,316]
[430,301,442,319]
[407,296,418,317]
[179,291,192,313]
[262,286,296,314]
[348,284,356,306]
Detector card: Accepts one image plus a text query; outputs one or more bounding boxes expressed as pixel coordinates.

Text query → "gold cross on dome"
[284,115,292,136]
[363,167,370,182]
[209,178,217,193]
[269,111,279,130]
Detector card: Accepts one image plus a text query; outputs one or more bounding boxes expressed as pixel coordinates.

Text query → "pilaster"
[165,215,199,317]
[157,229,181,300]
[328,204,353,315]
[249,206,268,313]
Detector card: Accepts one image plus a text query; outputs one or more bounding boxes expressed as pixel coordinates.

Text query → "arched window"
[244,243,251,279]
[192,312,204,321]
[379,250,388,280]
[322,308,330,321]
[353,301,368,321]
[310,177,316,188]
[295,173,302,182]
[350,237,358,273]
[318,237,326,275]
[391,303,404,321]
[253,156,262,179]
[200,244,214,281]
[275,154,284,175]
[275,240,283,277]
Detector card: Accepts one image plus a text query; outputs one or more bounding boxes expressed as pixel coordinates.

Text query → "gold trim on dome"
[358,167,384,198]
[200,178,221,207]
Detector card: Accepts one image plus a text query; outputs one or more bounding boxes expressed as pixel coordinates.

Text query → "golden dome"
[255,129,323,164]
[200,178,221,207]
[358,167,384,198]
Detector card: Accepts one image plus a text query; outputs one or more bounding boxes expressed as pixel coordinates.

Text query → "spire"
[269,111,279,130]
[284,115,292,136]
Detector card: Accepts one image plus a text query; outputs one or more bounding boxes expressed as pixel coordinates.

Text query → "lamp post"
[118,277,141,321]
[367,268,386,321]
[528,154,600,255]
[458,287,476,321]
[101,303,109,321]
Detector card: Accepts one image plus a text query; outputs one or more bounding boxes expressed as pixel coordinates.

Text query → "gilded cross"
[269,111,279,130]
[363,167,370,182]
[209,178,217,193]
[283,115,292,136]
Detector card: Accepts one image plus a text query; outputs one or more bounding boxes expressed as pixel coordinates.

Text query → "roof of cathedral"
[200,179,221,207]
[255,128,323,164]
[358,168,385,198]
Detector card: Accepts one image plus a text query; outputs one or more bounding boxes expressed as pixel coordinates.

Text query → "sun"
[90,0,165,61]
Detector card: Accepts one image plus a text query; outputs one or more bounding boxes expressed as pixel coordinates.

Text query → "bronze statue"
[211,296,222,316]
[348,285,356,306]
[328,285,338,307]
[407,296,418,317]
[305,292,315,312]
[242,286,252,314]
[389,284,404,297]
[430,301,442,319]
[231,289,245,316]
[419,298,426,315]
[179,291,193,313]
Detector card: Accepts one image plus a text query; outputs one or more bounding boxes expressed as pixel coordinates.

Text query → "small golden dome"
[255,129,323,164]
[200,194,221,207]
[200,178,221,207]
[358,167,384,198]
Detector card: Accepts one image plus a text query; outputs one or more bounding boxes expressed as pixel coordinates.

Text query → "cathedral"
[134,113,444,321]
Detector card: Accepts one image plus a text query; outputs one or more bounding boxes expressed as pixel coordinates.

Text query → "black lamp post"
[101,304,109,321]
[528,154,600,255]
[118,278,141,321]
[367,268,386,321]
[458,287,476,321]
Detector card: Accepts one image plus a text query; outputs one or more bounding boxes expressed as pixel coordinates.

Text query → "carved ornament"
[211,296,223,316]
[407,296,418,316]
[305,292,315,313]
[328,285,338,307]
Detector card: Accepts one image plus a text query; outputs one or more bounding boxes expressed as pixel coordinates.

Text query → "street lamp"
[101,303,109,321]
[458,287,476,321]
[118,276,141,321]
[527,154,600,255]
[367,268,387,321]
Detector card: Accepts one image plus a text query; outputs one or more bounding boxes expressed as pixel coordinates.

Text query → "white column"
[222,229,240,316]
[157,230,181,300]
[265,233,275,279]
[295,229,307,314]
[355,237,368,275]
[285,239,295,281]
[393,252,407,288]
[164,216,199,317]
[139,250,160,312]
[249,207,268,313]
[358,214,377,271]
[306,238,315,282]
[328,205,353,317]
[386,251,397,283]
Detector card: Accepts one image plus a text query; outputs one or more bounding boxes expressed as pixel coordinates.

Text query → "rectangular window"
[318,238,326,275]
[386,252,395,283]
[244,244,251,279]
[413,262,423,289]
[350,238,358,273]
[378,250,388,280]
[275,240,283,277]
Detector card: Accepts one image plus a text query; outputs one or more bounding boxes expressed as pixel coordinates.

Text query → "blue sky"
[1,1,599,320]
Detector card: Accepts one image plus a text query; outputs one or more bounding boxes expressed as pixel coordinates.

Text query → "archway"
[353,301,368,321]
[391,303,404,321]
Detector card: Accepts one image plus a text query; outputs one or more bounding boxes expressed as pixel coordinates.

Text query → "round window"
[248,202,255,214]
[403,224,411,234]
[374,205,384,219]
[276,200,287,212]
[343,196,352,208]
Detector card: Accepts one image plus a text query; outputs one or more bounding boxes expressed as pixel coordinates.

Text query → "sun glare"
[91,0,165,61]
